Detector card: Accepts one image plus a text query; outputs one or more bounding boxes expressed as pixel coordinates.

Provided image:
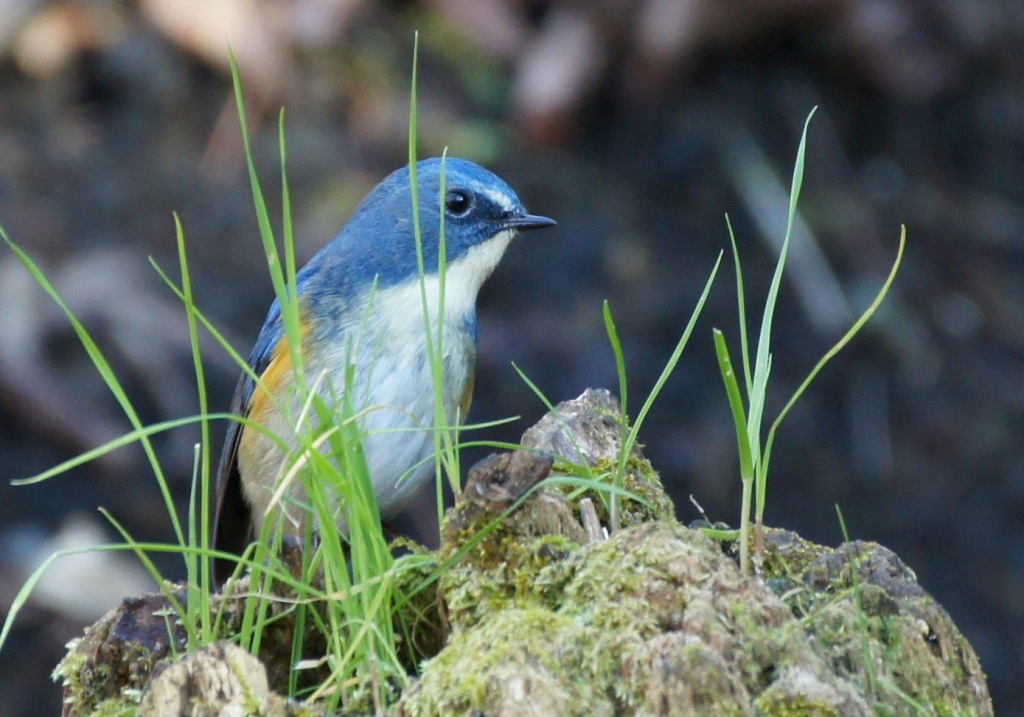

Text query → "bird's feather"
[212,303,288,582]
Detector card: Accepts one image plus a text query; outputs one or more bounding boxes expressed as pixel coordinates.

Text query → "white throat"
[380,228,516,327]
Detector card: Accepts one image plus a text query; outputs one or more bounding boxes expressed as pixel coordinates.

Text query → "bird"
[213,157,555,580]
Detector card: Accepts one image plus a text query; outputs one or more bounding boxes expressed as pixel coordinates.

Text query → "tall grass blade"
[725,215,753,397]
[174,213,214,638]
[758,228,906,517]
[619,252,722,468]
[0,228,186,547]
[602,301,629,530]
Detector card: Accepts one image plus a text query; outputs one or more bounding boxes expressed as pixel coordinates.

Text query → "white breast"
[244,231,515,536]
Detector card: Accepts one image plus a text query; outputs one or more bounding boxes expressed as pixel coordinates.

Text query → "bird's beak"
[504,213,556,231]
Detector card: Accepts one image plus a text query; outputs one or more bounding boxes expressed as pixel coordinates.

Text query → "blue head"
[297,157,555,314]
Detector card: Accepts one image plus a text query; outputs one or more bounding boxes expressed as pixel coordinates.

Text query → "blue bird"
[214,157,555,578]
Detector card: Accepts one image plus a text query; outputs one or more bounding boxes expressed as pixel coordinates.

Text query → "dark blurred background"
[0,1,1021,714]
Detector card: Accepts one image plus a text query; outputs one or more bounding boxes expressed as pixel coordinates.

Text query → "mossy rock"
[55,389,992,716]
[395,390,990,716]
[398,520,990,716]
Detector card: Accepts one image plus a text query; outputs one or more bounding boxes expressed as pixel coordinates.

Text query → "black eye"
[445,189,472,216]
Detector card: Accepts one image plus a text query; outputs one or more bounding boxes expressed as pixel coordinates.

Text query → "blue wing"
[212,299,287,582]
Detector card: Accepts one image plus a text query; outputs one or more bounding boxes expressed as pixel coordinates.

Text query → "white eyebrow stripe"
[477,184,517,213]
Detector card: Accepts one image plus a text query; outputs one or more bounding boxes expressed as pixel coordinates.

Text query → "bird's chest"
[308,297,478,425]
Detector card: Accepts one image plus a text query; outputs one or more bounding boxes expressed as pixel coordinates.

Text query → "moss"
[390,544,445,669]
[89,697,139,717]
[438,485,589,632]
[52,639,88,703]
[754,691,841,716]
[549,523,791,709]
[439,526,580,631]
[560,453,675,529]
[400,608,614,717]
[405,523,780,716]
[552,522,692,635]
[761,528,827,585]
[756,534,991,715]
[725,598,807,693]
[55,634,163,717]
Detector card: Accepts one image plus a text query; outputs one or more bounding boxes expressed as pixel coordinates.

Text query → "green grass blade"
[408,31,419,176]
[725,215,753,397]
[149,260,262,384]
[619,251,722,469]
[758,227,905,517]
[0,551,65,652]
[785,108,817,239]
[603,300,629,530]
[0,228,186,547]
[11,414,234,485]
[714,326,756,573]
[748,109,817,447]
[174,213,213,637]
[229,51,305,394]
[278,107,303,389]
[407,31,450,531]
[512,362,557,415]
[713,329,753,480]
[603,300,629,422]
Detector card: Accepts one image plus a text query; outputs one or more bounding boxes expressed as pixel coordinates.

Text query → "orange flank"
[246,314,311,425]
[247,341,294,425]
